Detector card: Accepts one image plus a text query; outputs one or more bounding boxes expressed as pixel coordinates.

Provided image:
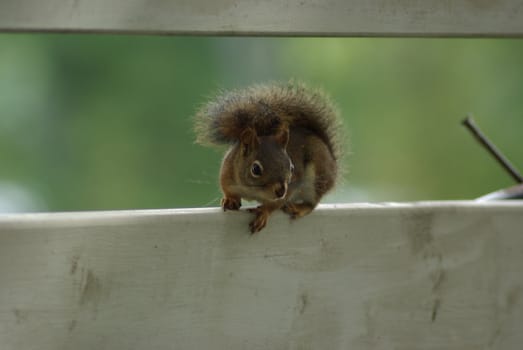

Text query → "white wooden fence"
[0,0,522,36]
[1,202,523,349]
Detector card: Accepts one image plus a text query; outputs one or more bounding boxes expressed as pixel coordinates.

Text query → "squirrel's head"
[238,127,294,202]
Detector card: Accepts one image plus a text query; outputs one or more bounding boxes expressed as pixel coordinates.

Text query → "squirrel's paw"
[247,207,270,233]
[282,202,314,219]
[221,197,241,211]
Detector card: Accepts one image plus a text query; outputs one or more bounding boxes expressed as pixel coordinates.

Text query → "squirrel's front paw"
[282,202,314,219]
[247,207,269,234]
[221,197,241,211]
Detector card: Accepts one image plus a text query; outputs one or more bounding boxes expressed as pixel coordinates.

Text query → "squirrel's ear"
[275,127,289,148]
[240,128,259,156]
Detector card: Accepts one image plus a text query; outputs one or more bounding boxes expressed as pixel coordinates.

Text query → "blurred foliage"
[0,34,522,212]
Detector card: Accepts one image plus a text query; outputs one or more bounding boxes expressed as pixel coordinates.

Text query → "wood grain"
[0,202,522,349]
[0,0,522,36]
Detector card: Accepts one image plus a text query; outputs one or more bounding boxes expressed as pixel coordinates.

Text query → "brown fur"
[194,82,345,233]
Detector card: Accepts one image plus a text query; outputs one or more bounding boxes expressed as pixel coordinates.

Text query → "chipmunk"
[194,82,344,233]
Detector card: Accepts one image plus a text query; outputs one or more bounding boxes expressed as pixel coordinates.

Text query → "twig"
[462,115,523,183]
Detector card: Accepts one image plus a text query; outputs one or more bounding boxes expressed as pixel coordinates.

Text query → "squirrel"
[194,81,344,233]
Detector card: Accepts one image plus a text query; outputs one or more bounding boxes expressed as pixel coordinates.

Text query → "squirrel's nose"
[274,182,287,199]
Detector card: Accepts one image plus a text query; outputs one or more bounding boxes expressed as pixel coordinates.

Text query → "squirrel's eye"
[251,161,263,177]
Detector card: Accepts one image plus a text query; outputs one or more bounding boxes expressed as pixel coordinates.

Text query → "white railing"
[1,202,522,349]
[0,0,522,37]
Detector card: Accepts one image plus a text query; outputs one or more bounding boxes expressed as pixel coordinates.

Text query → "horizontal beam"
[1,202,523,349]
[0,1,522,37]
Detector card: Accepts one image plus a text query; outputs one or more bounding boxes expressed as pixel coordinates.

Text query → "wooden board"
[1,201,522,349]
[0,0,522,36]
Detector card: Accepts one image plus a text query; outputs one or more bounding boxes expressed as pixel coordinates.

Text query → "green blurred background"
[0,34,522,212]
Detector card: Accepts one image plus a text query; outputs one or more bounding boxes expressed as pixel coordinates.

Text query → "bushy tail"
[194,81,344,161]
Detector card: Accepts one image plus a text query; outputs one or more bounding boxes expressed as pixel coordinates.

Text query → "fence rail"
[1,202,522,349]
[1,0,523,37]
